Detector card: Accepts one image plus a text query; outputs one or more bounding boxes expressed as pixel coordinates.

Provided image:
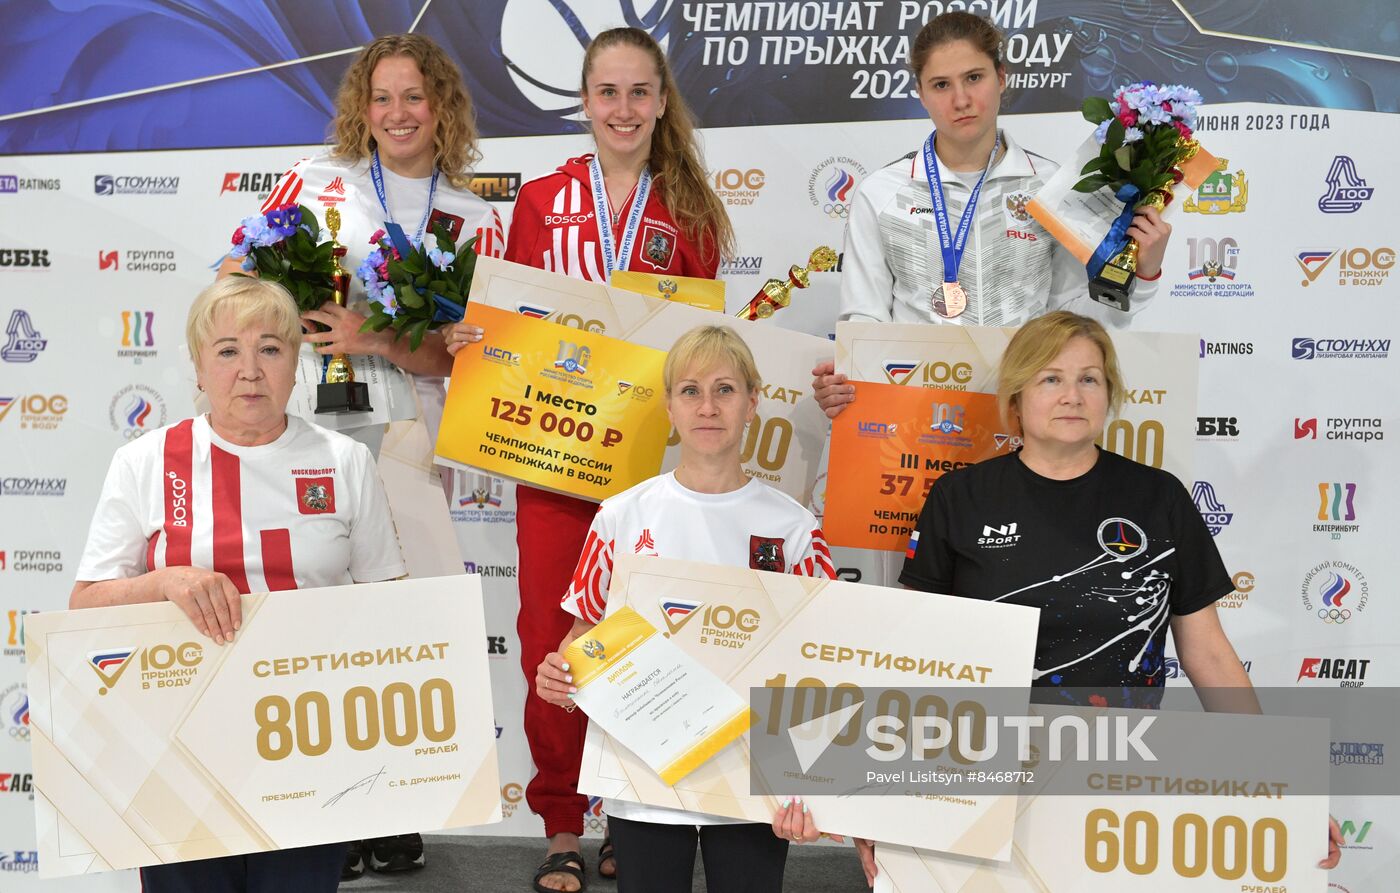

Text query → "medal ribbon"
[923,130,999,285]
[588,156,652,276]
[370,149,439,244]
[1086,183,1142,278]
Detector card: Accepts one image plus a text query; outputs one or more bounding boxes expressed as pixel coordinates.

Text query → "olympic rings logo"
[1319,608,1353,624]
[823,203,850,219]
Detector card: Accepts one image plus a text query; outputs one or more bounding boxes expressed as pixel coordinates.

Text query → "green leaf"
[1129,165,1154,193]
[1080,155,1107,176]
[408,319,430,352]
[386,259,410,282]
[397,283,425,309]
[1082,97,1113,124]
[1105,119,1126,153]
[1072,175,1112,194]
[360,304,390,333]
[428,279,449,296]
[402,253,425,276]
[1114,145,1134,172]
[415,271,430,288]
[297,204,318,230]
[433,222,456,252]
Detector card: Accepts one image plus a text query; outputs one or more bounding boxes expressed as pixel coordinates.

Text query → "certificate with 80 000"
[26,577,501,877]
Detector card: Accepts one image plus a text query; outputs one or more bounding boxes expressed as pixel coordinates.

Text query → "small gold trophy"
[735,247,839,320]
[314,207,373,414]
[1089,139,1202,312]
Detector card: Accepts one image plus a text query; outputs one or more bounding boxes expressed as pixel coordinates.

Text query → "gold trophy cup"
[735,247,839,320]
[314,207,373,413]
[1089,139,1202,312]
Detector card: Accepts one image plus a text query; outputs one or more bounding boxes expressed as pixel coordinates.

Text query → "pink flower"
[370,228,386,244]
[230,227,245,246]
[1162,100,1173,113]
[1118,109,1138,127]
[377,261,390,279]
[1173,120,1193,140]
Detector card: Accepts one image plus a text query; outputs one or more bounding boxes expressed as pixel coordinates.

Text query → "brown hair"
[582,28,735,264]
[996,311,1124,431]
[664,325,761,395]
[908,11,1005,79]
[330,34,481,189]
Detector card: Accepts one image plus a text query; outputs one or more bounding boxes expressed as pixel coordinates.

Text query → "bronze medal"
[932,281,967,319]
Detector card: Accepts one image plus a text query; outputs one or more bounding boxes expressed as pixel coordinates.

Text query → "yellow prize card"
[437,303,671,502]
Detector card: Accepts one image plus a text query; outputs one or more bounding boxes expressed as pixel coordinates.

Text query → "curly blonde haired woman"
[219,34,504,421]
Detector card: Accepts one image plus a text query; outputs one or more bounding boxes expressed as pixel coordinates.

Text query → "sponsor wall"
[1,2,1396,889]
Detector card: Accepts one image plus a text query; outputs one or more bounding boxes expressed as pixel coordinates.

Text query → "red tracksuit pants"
[517,484,596,837]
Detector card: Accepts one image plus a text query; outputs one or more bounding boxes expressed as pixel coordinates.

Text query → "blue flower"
[1093,120,1111,145]
[1140,103,1173,126]
[265,204,301,238]
[241,214,278,248]
[240,255,256,272]
[427,247,455,271]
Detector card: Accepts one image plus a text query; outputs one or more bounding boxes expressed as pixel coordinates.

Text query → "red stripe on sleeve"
[569,530,603,594]
[145,530,159,573]
[794,529,836,580]
[162,419,195,567]
[210,445,251,594]
[260,529,298,591]
[261,170,301,213]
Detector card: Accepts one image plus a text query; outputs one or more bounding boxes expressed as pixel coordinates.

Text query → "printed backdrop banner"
[0,3,1396,891]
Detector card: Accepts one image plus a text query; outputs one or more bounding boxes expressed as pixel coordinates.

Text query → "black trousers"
[609,815,789,893]
[138,842,346,893]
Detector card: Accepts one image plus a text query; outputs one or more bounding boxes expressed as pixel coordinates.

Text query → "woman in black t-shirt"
[878,310,1343,881]
[901,310,1245,697]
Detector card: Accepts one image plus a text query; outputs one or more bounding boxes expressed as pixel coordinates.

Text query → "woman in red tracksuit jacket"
[446,25,734,893]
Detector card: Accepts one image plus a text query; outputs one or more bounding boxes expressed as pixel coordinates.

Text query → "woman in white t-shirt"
[218,34,504,441]
[534,326,839,893]
[71,277,405,893]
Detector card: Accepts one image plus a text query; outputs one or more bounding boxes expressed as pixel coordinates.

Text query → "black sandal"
[597,836,616,879]
[533,850,587,893]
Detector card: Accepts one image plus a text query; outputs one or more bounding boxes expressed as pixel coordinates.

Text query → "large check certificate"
[825,381,1002,551]
[836,322,1198,485]
[438,302,672,502]
[26,577,501,877]
[577,556,1040,859]
[875,708,1330,892]
[469,256,832,508]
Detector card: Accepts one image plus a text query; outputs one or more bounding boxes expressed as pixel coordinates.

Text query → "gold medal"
[932,281,967,319]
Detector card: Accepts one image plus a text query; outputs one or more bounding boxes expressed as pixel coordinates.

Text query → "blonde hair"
[329,34,481,189]
[187,277,301,368]
[664,326,760,395]
[996,311,1124,430]
[582,28,735,265]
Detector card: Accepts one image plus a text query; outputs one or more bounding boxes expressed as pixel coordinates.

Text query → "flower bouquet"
[227,204,339,312]
[357,222,481,351]
[1073,82,1203,307]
